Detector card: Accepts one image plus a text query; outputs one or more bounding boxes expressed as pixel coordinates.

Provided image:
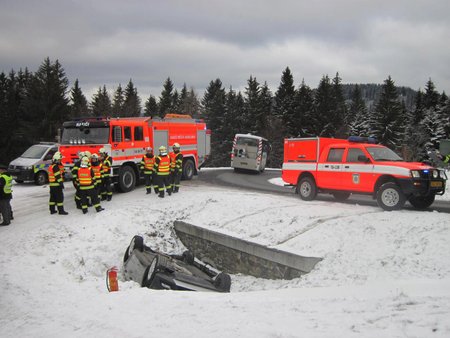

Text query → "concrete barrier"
[174,221,322,280]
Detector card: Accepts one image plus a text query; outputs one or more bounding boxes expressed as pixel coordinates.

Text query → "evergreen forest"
[1,57,449,168]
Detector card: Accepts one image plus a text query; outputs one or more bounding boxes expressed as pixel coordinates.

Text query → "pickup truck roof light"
[348,136,377,144]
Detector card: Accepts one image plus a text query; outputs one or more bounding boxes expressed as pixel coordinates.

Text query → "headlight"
[432,170,439,178]
[410,170,420,178]
[26,166,33,170]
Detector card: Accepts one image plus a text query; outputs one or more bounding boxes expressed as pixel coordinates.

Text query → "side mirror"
[357,155,370,163]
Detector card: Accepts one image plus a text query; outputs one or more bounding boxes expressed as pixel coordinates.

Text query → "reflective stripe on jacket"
[78,167,94,189]
[155,155,171,175]
[48,164,63,187]
[0,173,12,197]
[102,156,112,177]
[140,155,155,174]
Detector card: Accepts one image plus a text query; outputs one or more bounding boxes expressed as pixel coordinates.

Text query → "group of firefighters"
[45,143,184,216]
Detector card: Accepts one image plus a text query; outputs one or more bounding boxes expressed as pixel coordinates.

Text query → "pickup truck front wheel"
[298,176,317,201]
[376,182,406,211]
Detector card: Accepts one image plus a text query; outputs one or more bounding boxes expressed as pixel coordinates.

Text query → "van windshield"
[61,127,110,145]
[21,145,49,159]
[236,137,259,147]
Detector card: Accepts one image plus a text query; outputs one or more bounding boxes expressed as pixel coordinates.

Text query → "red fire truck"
[59,114,211,192]
[282,136,447,210]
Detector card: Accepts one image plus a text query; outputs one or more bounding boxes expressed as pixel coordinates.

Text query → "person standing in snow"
[154,146,172,198]
[77,156,104,214]
[0,164,13,226]
[48,152,68,215]
[169,143,183,193]
[140,147,156,194]
[99,148,113,201]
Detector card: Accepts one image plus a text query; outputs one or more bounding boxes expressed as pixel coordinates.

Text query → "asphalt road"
[195,168,450,213]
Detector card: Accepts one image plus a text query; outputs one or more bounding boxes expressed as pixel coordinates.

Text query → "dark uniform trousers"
[49,186,64,213]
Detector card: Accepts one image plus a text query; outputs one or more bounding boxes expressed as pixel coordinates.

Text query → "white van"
[8,143,59,185]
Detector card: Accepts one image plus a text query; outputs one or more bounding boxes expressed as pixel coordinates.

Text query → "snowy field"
[1,170,450,338]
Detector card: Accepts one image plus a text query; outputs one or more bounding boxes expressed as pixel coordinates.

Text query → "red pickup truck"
[282,137,447,210]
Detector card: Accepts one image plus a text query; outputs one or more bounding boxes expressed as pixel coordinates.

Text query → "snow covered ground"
[1,170,449,337]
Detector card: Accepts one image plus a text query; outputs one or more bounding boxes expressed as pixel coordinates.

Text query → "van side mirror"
[357,155,370,163]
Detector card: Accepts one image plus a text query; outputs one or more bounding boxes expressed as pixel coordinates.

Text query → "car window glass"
[113,126,122,142]
[124,126,132,141]
[44,148,56,160]
[346,148,365,162]
[327,148,345,162]
[134,126,143,141]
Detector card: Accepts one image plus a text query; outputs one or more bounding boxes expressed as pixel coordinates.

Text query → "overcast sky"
[1,0,449,102]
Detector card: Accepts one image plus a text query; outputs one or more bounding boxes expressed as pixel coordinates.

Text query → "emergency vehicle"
[231,134,270,173]
[282,136,447,211]
[59,114,210,192]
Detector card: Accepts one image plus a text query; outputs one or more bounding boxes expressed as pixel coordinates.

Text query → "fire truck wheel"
[34,171,48,186]
[332,192,351,201]
[376,182,406,211]
[408,194,435,209]
[182,160,195,180]
[118,165,136,192]
[298,176,317,201]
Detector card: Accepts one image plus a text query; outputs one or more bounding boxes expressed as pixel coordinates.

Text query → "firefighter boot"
[96,206,104,212]
[107,195,112,201]
[50,205,57,215]
[146,188,151,194]
[58,206,69,215]
[158,191,164,198]
[174,187,179,193]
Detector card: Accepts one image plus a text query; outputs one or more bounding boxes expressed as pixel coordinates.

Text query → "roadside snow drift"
[1,173,449,337]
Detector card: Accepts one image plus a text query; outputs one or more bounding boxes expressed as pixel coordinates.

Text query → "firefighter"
[154,145,172,198]
[48,152,68,215]
[77,156,104,214]
[99,148,113,201]
[0,164,13,226]
[140,147,156,194]
[91,153,103,200]
[170,143,183,193]
[72,151,84,209]
[437,151,450,165]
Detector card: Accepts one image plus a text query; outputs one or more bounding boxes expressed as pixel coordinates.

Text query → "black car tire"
[408,194,435,209]
[376,182,406,211]
[214,272,231,292]
[142,256,159,287]
[123,235,145,262]
[297,176,317,201]
[35,171,47,186]
[182,251,195,265]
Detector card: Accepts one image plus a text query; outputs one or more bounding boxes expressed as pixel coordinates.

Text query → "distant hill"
[342,84,417,111]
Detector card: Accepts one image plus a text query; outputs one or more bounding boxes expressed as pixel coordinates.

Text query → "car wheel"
[408,194,435,209]
[35,171,47,185]
[182,159,195,180]
[182,251,195,265]
[376,182,406,211]
[118,165,136,192]
[142,256,159,287]
[297,176,317,201]
[332,192,351,201]
[214,272,231,292]
[123,236,144,262]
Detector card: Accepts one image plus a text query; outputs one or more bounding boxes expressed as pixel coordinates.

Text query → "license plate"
[430,181,442,188]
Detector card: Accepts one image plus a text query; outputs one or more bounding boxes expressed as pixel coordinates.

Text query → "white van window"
[21,145,49,159]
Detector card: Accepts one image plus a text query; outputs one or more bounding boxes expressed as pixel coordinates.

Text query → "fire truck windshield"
[366,146,403,161]
[61,127,109,145]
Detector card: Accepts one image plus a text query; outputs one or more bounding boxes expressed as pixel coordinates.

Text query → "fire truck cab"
[282,136,447,210]
[59,114,210,192]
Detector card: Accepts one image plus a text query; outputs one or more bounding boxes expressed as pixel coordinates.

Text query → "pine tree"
[370,76,403,150]
[331,72,347,137]
[274,67,296,136]
[69,79,89,118]
[347,85,369,136]
[243,75,261,134]
[91,85,111,116]
[294,80,314,137]
[202,79,226,166]
[313,75,334,136]
[257,82,272,137]
[178,84,201,117]
[123,79,141,117]
[23,57,70,141]
[159,77,175,117]
[112,84,124,117]
[144,94,158,117]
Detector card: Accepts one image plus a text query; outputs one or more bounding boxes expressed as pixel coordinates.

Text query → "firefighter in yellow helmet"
[170,143,183,193]
[99,147,113,201]
[154,145,172,197]
[77,156,104,214]
[48,152,68,215]
[140,147,156,194]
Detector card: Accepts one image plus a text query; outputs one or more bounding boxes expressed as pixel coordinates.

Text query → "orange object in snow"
[106,267,119,292]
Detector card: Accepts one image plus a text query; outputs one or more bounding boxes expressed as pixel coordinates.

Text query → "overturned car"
[123,235,231,292]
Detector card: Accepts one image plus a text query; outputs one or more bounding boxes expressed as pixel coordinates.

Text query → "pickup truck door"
[341,147,375,192]
[316,147,345,190]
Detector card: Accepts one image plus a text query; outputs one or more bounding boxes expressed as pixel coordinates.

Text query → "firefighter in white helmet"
[170,143,183,193]
[48,152,68,215]
[154,145,172,198]
[99,147,113,201]
[77,156,104,214]
[72,151,85,209]
[140,147,156,194]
